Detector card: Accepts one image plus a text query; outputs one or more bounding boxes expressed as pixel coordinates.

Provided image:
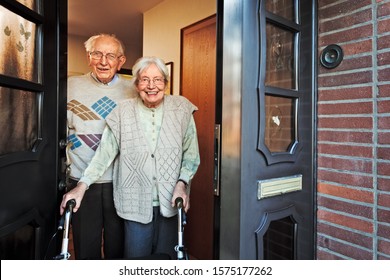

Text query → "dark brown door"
[181,15,217,260]
[0,0,67,259]
[219,0,316,259]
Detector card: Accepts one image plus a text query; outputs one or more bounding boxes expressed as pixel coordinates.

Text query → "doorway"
[181,15,217,260]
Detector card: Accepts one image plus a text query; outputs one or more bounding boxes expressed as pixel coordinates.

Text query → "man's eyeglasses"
[138,77,165,85]
[89,51,120,61]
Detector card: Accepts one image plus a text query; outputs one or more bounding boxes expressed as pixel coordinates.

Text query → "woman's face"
[136,64,166,108]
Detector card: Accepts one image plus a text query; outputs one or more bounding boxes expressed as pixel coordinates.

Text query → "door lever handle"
[214,124,221,196]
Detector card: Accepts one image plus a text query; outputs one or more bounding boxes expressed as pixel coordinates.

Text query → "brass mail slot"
[257,175,302,199]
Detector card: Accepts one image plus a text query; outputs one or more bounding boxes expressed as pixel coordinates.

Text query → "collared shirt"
[90,72,119,86]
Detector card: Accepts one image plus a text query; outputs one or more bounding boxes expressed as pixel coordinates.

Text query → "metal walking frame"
[174,197,189,260]
[54,199,76,260]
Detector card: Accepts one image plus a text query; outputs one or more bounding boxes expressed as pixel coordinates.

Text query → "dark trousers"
[123,207,177,260]
[69,179,124,259]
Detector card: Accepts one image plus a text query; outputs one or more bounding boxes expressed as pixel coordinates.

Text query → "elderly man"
[62,34,136,259]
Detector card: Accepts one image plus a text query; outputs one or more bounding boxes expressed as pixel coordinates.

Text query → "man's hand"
[60,182,88,215]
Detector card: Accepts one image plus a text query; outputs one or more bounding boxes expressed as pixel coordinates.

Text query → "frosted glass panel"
[0,5,39,82]
[266,0,295,21]
[266,24,295,90]
[15,0,39,12]
[265,95,295,153]
[0,87,38,155]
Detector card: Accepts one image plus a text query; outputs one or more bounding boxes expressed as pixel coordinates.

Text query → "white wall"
[67,34,90,75]
[67,0,216,83]
[143,0,216,95]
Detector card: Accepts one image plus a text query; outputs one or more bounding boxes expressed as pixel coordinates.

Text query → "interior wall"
[143,0,216,95]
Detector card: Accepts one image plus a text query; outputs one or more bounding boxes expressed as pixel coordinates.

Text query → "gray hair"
[132,56,169,86]
[84,34,125,55]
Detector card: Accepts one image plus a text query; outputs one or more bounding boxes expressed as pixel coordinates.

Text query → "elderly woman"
[61,56,200,259]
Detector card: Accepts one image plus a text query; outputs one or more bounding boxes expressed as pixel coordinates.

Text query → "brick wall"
[317,0,390,259]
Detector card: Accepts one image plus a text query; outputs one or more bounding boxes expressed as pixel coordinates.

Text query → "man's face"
[88,37,126,84]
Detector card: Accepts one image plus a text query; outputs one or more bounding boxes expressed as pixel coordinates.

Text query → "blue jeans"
[123,207,177,259]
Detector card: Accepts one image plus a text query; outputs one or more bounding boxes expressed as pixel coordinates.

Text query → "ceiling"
[68,0,164,54]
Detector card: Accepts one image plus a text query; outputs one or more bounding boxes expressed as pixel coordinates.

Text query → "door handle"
[214,124,221,196]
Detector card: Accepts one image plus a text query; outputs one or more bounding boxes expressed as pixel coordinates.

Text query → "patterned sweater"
[80,96,200,223]
[67,73,136,182]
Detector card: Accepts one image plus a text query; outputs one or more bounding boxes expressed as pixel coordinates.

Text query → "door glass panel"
[15,0,39,12]
[0,87,38,155]
[265,95,295,153]
[0,5,39,83]
[266,0,295,21]
[266,23,295,90]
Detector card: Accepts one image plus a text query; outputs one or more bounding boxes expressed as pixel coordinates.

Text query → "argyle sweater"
[67,73,136,182]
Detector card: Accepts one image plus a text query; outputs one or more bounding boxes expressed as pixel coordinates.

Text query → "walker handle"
[175,197,183,209]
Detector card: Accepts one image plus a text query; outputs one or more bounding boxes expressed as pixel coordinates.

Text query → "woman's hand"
[171,180,190,212]
[60,182,88,215]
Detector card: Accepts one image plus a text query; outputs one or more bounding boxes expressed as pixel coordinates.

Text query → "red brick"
[318,86,372,101]
[318,156,373,173]
[378,178,390,192]
[318,117,372,129]
[318,196,373,218]
[378,34,390,50]
[377,52,390,66]
[378,132,390,145]
[316,249,344,260]
[318,143,372,158]
[319,10,372,33]
[317,234,373,259]
[319,54,372,74]
[378,209,390,223]
[318,222,372,248]
[378,18,390,34]
[378,100,390,113]
[318,170,373,189]
[378,1,390,17]
[378,239,390,255]
[318,209,373,233]
[318,131,372,144]
[378,193,390,208]
[319,0,372,20]
[318,182,373,203]
[378,224,390,239]
[319,25,372,47]
[378,116,390,129]
[318,71,372,87]
[378,162,390,177]
[378,84,390,97]
[378,147,390,160]
[318,101,373,115]
[378,67,390,82]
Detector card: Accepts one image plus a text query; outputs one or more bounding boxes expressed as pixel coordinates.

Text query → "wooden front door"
[181,15,217,260]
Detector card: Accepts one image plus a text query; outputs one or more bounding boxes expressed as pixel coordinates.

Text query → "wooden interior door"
[180,15,216,260]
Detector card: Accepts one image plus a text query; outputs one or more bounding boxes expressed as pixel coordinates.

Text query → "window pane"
[0,5,39,83]
[15,0,40,13]
[265,95,295,153]
[0,87,38,155]
[266,24,295,90]
[266,0,295,21]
